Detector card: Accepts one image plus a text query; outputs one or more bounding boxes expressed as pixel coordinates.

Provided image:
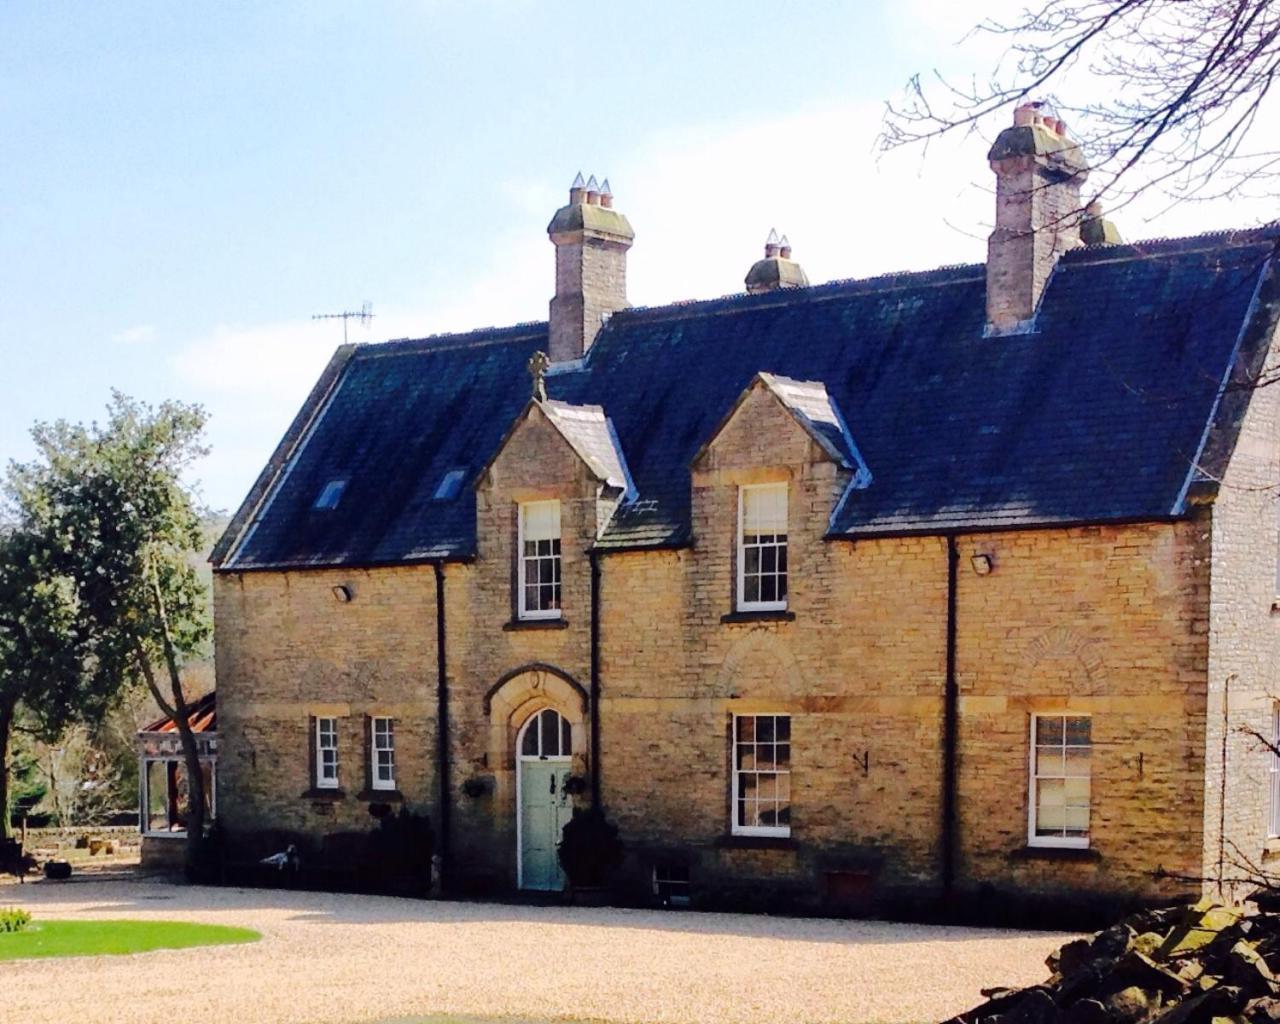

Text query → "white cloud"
[111,323,156,345]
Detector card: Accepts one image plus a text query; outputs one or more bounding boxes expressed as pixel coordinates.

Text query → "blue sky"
[3,2,1275,512]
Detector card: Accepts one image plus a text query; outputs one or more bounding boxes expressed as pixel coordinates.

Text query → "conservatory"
[135,691,217,868]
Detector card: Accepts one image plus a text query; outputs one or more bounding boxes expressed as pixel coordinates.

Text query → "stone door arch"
[483,663,589,888]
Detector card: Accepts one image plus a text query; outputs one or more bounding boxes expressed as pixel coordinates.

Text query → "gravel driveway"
[0,877,1070,1024]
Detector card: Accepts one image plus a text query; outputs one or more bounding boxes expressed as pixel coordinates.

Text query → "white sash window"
[738,484,788,611]
[519,500,562,619]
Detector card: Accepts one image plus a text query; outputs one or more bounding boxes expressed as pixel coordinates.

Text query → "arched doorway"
[517,707,574,891]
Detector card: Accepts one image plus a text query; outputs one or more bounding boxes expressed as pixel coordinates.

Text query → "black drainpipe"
[433,561,452,892]
[589,549,602,808]
[941,533,960,907]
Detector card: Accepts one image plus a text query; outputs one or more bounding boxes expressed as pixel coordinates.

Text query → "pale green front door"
[520,759,572,891]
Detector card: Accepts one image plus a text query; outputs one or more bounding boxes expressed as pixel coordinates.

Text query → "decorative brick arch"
[1024,625,1105,695]
[714,628,804,698]
[485,663,589,773]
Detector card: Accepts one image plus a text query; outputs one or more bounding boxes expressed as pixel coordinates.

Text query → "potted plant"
[557,807,623,903]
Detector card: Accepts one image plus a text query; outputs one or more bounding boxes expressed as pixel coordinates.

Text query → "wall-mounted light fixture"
[970,554,994,576]
[332,584,354,603]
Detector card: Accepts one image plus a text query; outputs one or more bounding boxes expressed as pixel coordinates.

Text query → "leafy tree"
[883,0,1280,210]
[0,526,105,839]
[7,393,212,867]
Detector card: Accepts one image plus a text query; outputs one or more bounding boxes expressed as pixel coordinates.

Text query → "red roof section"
[142,690,216,735]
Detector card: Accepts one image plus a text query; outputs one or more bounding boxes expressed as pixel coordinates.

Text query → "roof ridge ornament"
[527,349,550,402]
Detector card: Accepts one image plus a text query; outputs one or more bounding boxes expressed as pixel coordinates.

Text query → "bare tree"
[883,1,1280,211]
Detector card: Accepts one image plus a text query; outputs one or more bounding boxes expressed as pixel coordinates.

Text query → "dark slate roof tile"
[219,229,1279,568]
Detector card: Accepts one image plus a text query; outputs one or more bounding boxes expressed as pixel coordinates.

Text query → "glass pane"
[775,743,791,769]
[1065,717,1091,745]
[756,744,775,770]
[1064,805,1090,834]
[760,575,777,602]
[736,717,754,742]
[1038,778,1065,807]
[756,773,778,801]
[739,772,758,798]
[737,745,755,770]
[776,717,790,741]
[777,572,788,601]
[758,717,775,742]
[1035,716,1064,744]
[561,716,572,755]
[761,546,776,573]
[1064,776,1090,803]
[1064,747,1091,776]
[778,544,788,573]
[541,709,559,756]
[745,577,760,603]
[522,501,560,541]
[777,804,790,825]
[522,720,539,756]
[1036,746,1064,777]
[744,547,760,575]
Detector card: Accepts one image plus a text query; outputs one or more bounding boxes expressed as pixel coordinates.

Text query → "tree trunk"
[0,697,14,841]
[135,647,206,875]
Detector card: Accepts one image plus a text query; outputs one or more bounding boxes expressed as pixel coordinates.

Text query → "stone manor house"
[211,104,1280,915]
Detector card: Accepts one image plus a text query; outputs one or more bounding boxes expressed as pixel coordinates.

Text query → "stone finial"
[527,350,550,402]
[1080,200,1124,246]
[745,231,809,294]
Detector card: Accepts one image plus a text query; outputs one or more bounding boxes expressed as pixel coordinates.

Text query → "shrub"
[0,908,32,933]
[557,807,623,889]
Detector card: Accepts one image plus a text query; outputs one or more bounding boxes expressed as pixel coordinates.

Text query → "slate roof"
[215,227,1280,570]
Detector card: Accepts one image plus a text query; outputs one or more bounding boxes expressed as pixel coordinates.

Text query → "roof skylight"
[432,468,467,501]
[313,478,347,511]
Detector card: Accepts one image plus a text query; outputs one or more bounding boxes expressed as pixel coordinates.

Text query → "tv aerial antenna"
[312,300,375,344]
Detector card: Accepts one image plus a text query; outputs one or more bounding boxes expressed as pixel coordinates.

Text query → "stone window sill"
[300,788,345,802]
[356,789,404,802]
[504,617,569,631]
[721,610,795,624]
[1008,845,1101,863]
[715,834,799,851]
[1261,838,1280,859]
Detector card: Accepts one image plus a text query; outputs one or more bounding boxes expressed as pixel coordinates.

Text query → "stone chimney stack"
[547,172,635,362]
[986,102,1089,333]
[744,229,809,294]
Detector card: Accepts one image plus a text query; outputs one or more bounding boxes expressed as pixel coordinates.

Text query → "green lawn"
[0,920,260,961]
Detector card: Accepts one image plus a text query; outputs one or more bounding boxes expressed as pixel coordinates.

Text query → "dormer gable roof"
[693,371,871,480]
[538,400,632,494]
[474,397,633,497]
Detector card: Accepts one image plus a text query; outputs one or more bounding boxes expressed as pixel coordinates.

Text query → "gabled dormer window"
[518,500,561,619]
[738,483,788,611]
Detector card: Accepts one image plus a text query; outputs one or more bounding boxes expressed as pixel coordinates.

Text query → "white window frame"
[315,716,340,790]
[1027,712,1091,849]
[1269,704,1280,838]
[731,712,792,838]
[517,500,562,621]
[737,483,788,612]
[371,716,396,792]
